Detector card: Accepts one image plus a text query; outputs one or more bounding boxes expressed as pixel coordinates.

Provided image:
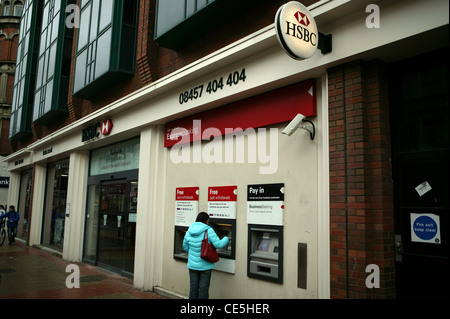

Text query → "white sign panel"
[247,183,285,226]
[208,186,237,219]
[410,213,441,244]
[175,187,199,227]
[415,181,432,197]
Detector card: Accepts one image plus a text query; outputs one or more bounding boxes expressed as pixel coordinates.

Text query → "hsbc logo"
[275,1,319,60]
[294,11,310,27]
[100,119,113,136]
[82,119,114,142]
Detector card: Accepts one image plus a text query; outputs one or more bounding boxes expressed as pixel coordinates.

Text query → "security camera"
[282,114,306,136]
[282,113,315,140]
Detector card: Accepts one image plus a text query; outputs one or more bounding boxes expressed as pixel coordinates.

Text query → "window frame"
[154,0,258,50]
[72,0,138,99]
[13,1,23,16]
[32,0,73,125]
[9,0,42,140]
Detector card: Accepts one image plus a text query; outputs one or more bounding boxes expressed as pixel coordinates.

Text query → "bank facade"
[3,0,449,299]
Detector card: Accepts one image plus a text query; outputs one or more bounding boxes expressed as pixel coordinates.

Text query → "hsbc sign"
[82,119,114,142]
[100,119,113,136]
[275,1,319,60]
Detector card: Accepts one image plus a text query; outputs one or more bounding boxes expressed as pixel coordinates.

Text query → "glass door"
[84,184,101,262]
[98,180,128,270]
[124,181,138,273]
[84,179,138,275]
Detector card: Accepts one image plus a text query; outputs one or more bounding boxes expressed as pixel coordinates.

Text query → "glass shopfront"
[41,159,69,250]
[83,138,139,277]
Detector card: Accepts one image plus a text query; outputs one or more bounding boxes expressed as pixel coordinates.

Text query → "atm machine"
[173,220,236,263]
[209,218,236,260]
[173,226,189,260]
[248,225,283,283]
[247,183,285,283]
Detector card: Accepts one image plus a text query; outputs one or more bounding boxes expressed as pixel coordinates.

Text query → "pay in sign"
[249,187,265,195]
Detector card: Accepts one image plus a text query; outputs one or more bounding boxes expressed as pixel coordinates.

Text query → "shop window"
[32,0,74,125]
[42,159,69,250]
[73,0,138,99]
[9,0,42,140]
[154,0,259,50]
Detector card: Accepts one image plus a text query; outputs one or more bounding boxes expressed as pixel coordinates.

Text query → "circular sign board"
[275,1,319,60]
[410,213,441,244]
[100,119,113,136]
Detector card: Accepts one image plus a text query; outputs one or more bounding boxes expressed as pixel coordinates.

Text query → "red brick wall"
[328,60,396,299]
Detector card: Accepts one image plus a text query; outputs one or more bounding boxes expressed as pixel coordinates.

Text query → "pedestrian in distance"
[0,205,20,245]
[183,212,230,299]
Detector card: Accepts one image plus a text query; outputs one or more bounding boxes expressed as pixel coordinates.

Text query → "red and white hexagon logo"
[294,11,310,26]
[100,119,113,136]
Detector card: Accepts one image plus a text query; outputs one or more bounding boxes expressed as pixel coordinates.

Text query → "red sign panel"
[208,186,238,202]
[176,187,199,201]
[165,79,316,147]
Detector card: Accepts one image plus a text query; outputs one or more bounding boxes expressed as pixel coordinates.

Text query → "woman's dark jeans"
[189,269,212,299]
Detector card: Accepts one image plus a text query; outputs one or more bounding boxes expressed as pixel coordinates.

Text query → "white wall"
[160,115,324,298]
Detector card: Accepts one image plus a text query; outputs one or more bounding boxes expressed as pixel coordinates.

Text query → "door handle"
[395,234,402,262]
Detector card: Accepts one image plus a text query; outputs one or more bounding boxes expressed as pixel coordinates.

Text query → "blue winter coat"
[183,222,229,271]
[0,210,20,228]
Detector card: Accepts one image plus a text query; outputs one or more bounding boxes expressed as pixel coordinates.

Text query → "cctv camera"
[282,114,306,136]
[282,113,316,140]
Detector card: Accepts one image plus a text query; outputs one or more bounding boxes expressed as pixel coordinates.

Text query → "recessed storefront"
[17,168,32,241]
[83,138,140,277]
[41,159,69,250]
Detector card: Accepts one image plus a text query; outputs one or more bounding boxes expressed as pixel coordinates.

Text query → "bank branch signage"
[208,186,237,219]
[275,1,319,60]
[175,187,199,227]
[247,183,285,226]
[82,119,114,143]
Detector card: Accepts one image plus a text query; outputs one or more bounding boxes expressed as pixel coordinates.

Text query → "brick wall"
[328,60,396,299]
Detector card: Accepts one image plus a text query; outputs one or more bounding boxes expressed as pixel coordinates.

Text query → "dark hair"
[9,205,15,210]
[0,205,4,210]
[196,212,210,224]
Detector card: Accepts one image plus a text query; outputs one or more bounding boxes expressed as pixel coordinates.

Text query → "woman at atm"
[183,212,230,299]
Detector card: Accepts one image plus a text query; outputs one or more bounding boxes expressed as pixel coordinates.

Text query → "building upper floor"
[7,0,311,152]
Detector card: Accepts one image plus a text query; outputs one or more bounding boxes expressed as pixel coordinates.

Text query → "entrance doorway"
[84,176,138,276]
[98,179,137,274]
[390,48,449,298]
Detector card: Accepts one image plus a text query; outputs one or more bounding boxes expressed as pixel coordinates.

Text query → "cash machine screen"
[209,220,235,259]
[257,239,271,252]
[251,233,279,260]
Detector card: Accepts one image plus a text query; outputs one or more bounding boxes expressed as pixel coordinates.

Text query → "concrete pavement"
[0,240,167,299]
